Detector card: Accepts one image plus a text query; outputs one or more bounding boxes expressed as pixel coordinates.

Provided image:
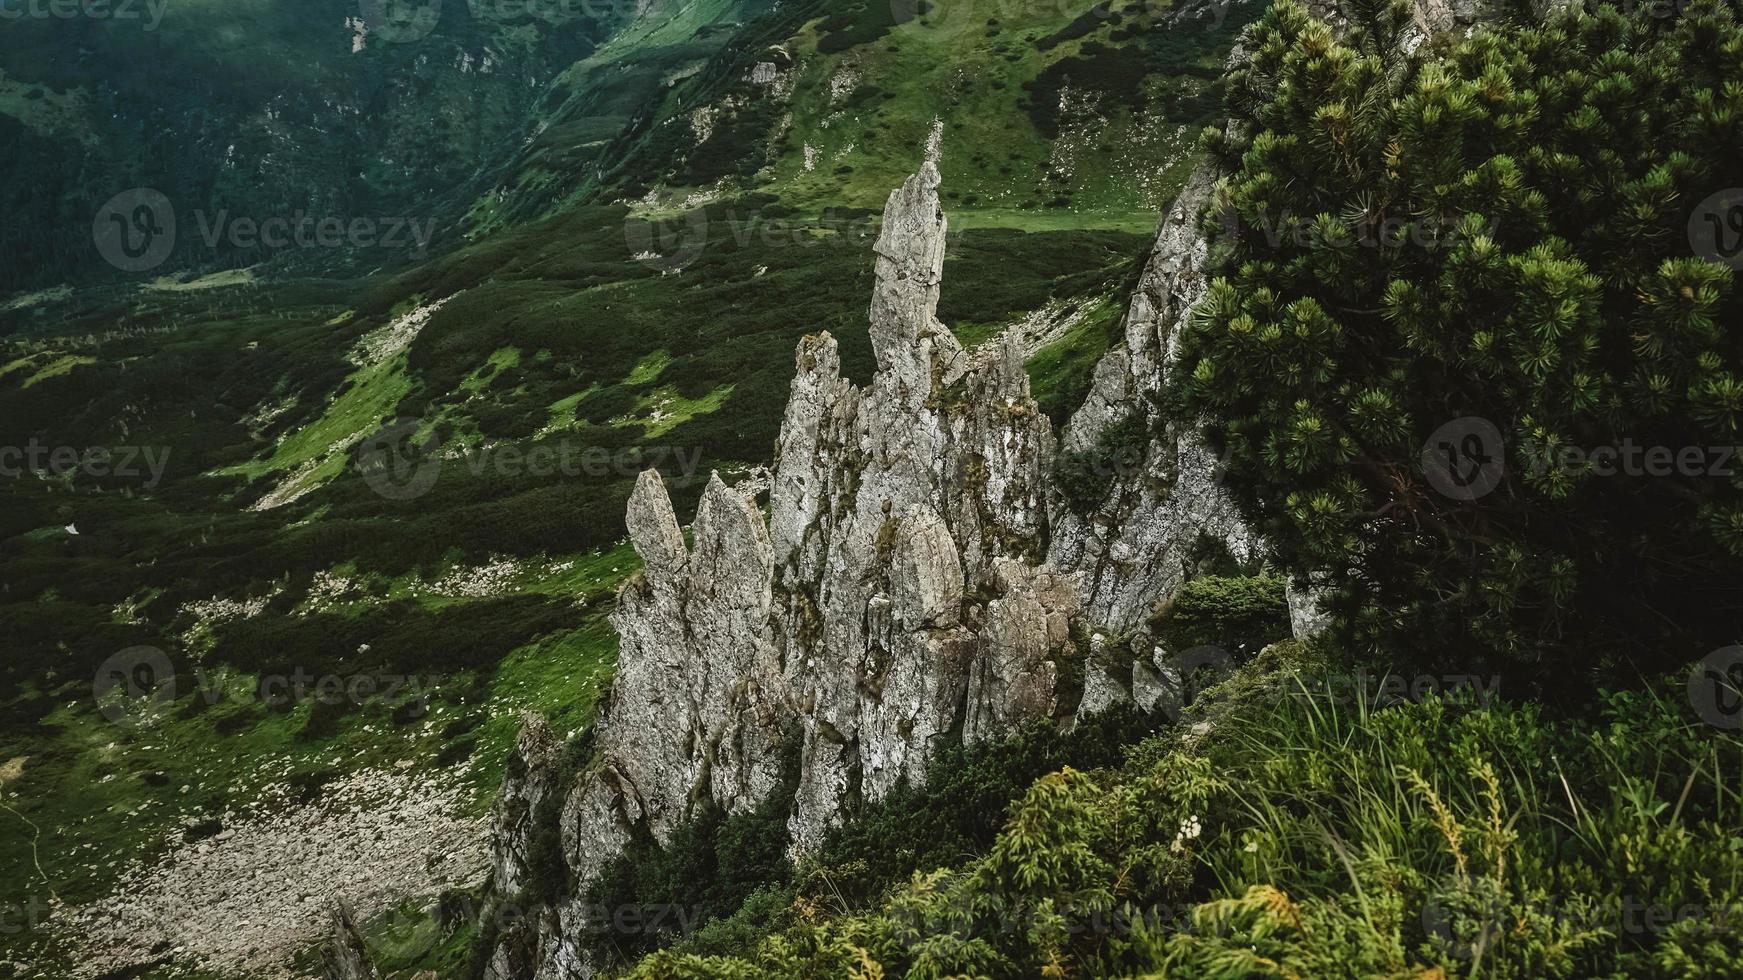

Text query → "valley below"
[4,0,1742,977]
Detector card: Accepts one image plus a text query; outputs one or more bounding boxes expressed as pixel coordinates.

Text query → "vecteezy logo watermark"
[1421,416,1506,501]
[1688,646,1743,730]
[94,646,178,729]
[93,188,434,273]
[1420,884,1508,961]
[1422,421,1739,499]
[93,646,444,728]
[1217,206,1496,253]
[357,418,443,502]
[356,417,708,501]
[1519,436,1738,481]
[0,0,169,30]
[1690,188,1743,269]
[0,440,171,489]
[357,0,442,42]
[93,188,176,273]
[369,903,441,961]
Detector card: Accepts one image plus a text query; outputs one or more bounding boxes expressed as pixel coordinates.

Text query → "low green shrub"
[1151,574,1292,656]
[806,706,1150,908]
[625,664,1743,978]
[580,736,801,965]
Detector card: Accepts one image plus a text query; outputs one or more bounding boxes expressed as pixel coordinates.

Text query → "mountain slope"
[0,0,1258,975]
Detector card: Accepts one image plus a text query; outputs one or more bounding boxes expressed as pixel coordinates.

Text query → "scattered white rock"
[58,769,487,979]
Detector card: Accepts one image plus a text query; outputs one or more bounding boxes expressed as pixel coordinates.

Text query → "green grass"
[585,0,751,61]
[948,207,1166,234]
[618,383,737,438]
[18,354,96,389]
[624,349,673,386]
[720,0,1235,221]
[214,348,414,489]
[0,353,39,381]
[1025,296,1123,422]
[620,645,1743,978]
[149,268,260,292]
[463,615,620,801]
[541,383,604,435]
[0,285,71,312]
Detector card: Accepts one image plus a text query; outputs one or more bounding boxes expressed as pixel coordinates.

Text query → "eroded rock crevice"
[481,136,1316,979]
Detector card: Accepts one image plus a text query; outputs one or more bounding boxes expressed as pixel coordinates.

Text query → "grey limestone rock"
[320,905,378,980]
[1046,168,1260,636]
[768,165,1066,852]
[488,713,560,899]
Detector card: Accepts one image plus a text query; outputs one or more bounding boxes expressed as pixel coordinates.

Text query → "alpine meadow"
[1,0,1740,977]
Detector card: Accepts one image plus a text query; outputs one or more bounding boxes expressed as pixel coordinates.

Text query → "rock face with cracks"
[488,713,561,900]
[479,149,1331,977]
[320,906,379,980]
[1044,166,1259,637]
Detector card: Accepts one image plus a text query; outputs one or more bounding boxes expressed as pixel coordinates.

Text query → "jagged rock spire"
[869,162,964,393]
[485,155,1077,976]
[604,470,785,844]
[320,905,379,980]
[487,712,559,898]
[626,468,687,579]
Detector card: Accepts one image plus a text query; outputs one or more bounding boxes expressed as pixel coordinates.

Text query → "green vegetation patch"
[622,652,1743,978]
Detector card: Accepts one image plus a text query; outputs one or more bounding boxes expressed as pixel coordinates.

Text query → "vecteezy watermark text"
[1425,887,1743,960]
[624,206,974,275]
[356,418,707,501]
[1220,208,1498,253]
[1283,670,1503,708]
[0,440,170,489]
[1420,417,1741,501]
[0,0,168,29]
[93,188,434,274]
[0,897,52,936]
[1520,437,1738,480]
[93,647,440,728]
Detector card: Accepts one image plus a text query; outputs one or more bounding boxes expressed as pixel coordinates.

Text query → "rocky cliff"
[1046,166,1258,635]
[477,145,1281,979]
[320,906,379,980]
[475,1,1509,970]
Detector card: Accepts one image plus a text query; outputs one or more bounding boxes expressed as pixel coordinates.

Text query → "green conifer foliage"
[1176,0,1743,673]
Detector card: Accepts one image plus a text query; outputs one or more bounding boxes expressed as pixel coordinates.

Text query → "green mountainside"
[5,0,1739,976]
[0,0,1249,973]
